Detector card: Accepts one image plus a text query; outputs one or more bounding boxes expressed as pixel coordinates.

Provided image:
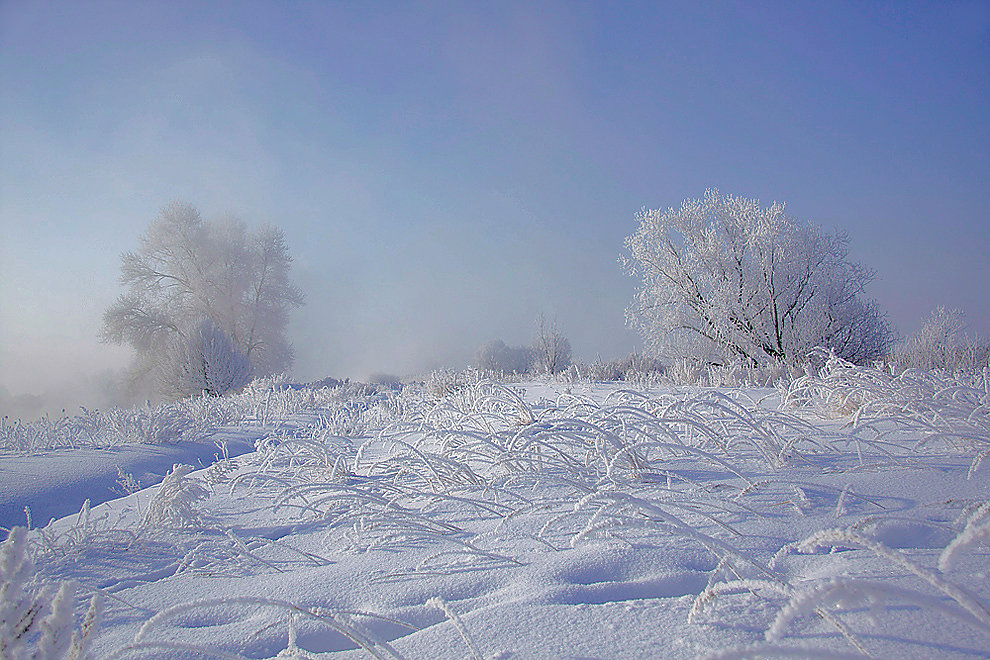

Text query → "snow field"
[7,358,990,658]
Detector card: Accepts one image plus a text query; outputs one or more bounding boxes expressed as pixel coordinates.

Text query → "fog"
[2,2,988,420]
[287,213,641,384]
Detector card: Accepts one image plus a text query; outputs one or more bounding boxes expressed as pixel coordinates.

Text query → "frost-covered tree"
[532,316,572,375]
[621,190,891,366]
[101,202,304,396]
[474,339,535,374]
[893,307,989,373]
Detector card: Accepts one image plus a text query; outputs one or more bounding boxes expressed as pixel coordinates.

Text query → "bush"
[164,318,252,398]
[474,340,535,375]
[142,464,210,529]
[586,353,666,381]
[425,369,481,400]
[892,307,990,374]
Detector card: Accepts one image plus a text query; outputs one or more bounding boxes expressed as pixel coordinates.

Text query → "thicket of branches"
[532,316,572,375]
[164,318,253,398]
[892,307,989,374]
[621,189,892,366]
[101,203,304,398]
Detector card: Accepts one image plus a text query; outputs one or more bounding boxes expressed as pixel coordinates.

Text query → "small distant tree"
[474,339,535,374]
[621,189,891,366]
[893,307,989,373]
[532,316,572,375]
[101,202,304,396]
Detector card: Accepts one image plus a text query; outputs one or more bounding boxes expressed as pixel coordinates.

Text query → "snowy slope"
[5,368,990,659]
[0,430,259,530]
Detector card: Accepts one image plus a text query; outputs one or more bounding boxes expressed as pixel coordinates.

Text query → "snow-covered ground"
[4,362,989,659]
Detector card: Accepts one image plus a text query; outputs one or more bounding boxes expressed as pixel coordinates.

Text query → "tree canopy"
[621,190,891,366]
[102,202,304,396]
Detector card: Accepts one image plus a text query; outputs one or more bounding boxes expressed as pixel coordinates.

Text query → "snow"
[3,369,989,659]
[0,431,260,531]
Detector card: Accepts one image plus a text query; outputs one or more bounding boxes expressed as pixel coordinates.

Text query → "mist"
[0,368,136,422]
[288,214,641,383]
[2,2,988,416]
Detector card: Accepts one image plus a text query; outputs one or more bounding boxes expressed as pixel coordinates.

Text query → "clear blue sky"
[1,1,988,407]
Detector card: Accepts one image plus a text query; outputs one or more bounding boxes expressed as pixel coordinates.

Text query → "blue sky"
[1,1,988,408]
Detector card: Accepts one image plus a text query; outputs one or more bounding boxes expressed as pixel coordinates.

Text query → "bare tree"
[621,189,891,366]
[101,202,304,396]
[532,316,572,375]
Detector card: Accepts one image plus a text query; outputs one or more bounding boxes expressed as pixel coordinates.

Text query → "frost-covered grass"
[0,527,102,659]
[784,351,989,472]
[0,375,353,454]
[5,361,990,658]
[0,396,221,454]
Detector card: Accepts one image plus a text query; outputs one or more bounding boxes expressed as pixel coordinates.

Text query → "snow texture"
[2,362,988,658]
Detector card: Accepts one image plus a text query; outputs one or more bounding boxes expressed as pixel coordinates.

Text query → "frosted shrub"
[0,528,102,659]
[707,359,790,388]
[893,306,990,374]
[584,357,623,382]
[585,353,665,382]
[474,339,535,375]
[619,352,666,379]
[240,377,337,426]
[0,415,76,453]
[425,369,480,400]
[241,372,291,395]
[101,404,206,446]
[176,393,244,429]
[165,318,252,398]
[31,500,121,562]
[668,358,704,386]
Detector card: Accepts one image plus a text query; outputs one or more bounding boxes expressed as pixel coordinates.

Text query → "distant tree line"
[475,316,572,376]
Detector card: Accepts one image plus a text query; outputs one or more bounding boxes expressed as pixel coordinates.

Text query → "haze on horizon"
[1,1,989,419]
